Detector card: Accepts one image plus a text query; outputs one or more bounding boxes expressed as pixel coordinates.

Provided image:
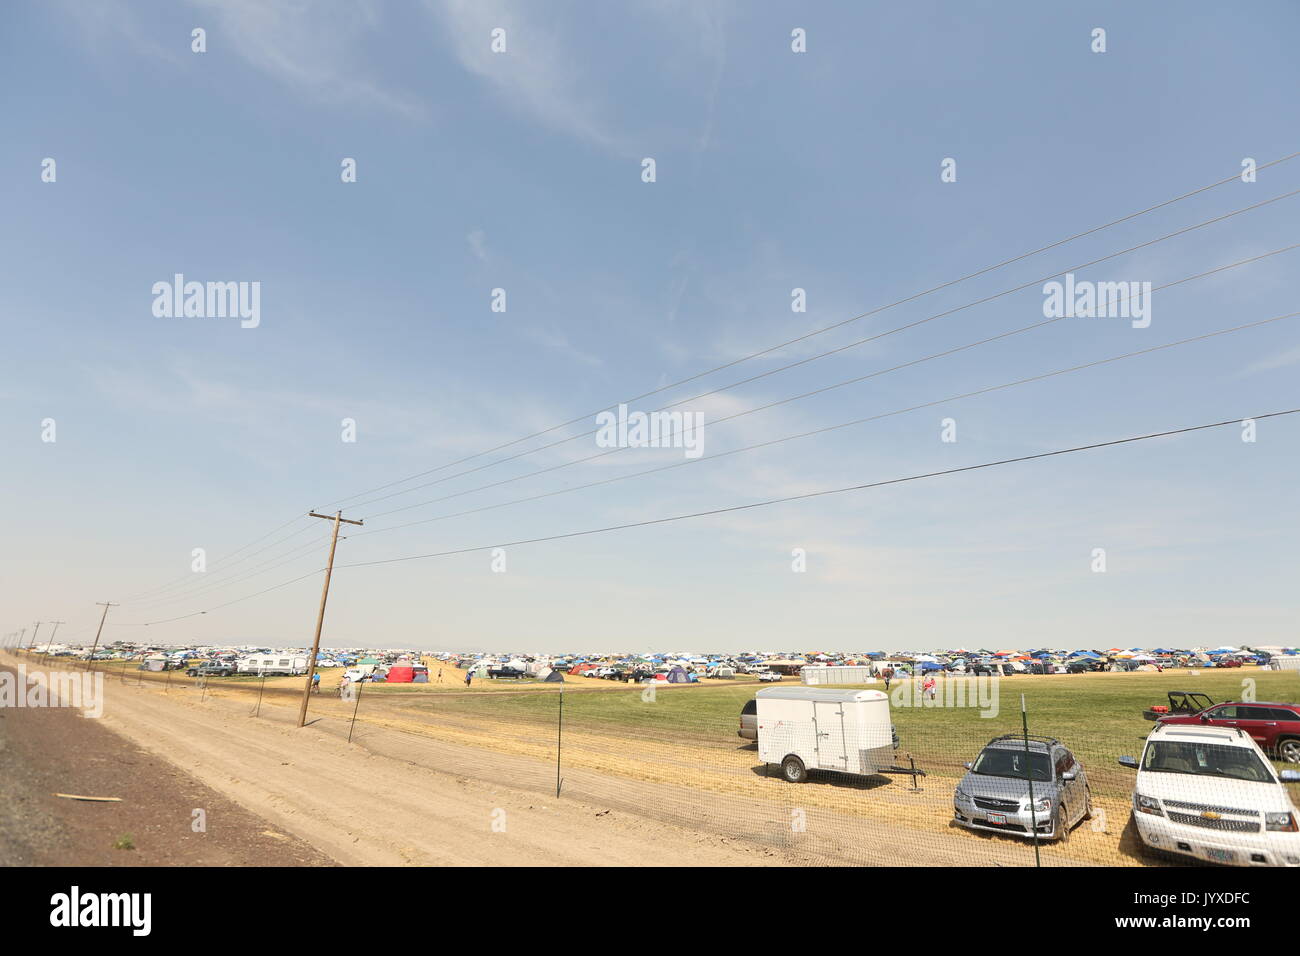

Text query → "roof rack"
[987,733,1060,747]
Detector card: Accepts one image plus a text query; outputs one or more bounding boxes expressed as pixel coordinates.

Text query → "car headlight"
[1024,797,1051,813]
[1265,812,1298,832]
[955,787,970,800]
[1136,794,1164,817]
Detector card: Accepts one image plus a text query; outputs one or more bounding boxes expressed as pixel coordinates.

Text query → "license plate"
[1206,847,1235,863]
[987,812,1007,825]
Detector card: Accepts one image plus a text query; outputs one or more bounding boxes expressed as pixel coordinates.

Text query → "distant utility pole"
[83,602,119,670]
[42,621,66,660]
[297,510,363,729]
[26,622,42,653]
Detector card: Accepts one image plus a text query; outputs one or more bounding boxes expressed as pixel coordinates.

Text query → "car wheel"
[1278,738,1300,764]
[1056,805,1070,843]
[781,755,808,783]
[1082,786,1094,821]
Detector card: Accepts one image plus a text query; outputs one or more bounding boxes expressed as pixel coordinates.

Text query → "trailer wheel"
[781,755,807,783]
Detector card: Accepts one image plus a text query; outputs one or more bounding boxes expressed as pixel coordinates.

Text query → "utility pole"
[41,621,66,661]
[297,510,363,728]
[26,622,41,654]
[83,602,119,670]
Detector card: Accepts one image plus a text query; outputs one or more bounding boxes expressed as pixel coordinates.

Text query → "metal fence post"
[1021,693,1042,867]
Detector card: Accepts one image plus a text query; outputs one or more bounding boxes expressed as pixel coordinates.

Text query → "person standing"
[882,666,894,691]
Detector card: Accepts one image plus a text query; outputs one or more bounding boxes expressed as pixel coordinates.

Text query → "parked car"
[186,662,236,678]
[738,699,758,741]
[953,734,1092,841]
[1157,701,1300,763]
[1118,722,1300,866]
[757,670,782,682]
[487,665,526,679]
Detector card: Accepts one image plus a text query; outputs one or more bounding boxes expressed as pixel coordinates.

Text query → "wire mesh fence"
[10,650,1300,867]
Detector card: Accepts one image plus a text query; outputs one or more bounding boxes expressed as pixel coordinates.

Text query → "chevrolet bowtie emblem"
[1201,811,1222,820]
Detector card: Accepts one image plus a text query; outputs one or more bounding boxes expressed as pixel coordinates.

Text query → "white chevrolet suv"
[1119,722,1300,867]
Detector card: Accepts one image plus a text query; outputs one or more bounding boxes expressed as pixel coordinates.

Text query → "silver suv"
[953,735,1092,841]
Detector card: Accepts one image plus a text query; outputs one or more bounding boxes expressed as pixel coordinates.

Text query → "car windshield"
[971,747,1051,782]
[1142,741,1274,782]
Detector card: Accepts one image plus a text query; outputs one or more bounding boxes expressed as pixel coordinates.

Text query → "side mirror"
[1117,756,1138,769]
[1199,714,1209,723]
[964,762,973,770]
[1280,770,1300,783]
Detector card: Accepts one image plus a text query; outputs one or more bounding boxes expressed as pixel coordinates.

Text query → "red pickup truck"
[1159,701,1300,763]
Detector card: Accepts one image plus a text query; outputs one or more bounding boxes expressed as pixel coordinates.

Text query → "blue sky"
[2,0,1298,654]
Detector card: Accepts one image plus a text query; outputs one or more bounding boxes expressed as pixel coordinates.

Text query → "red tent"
[386,666,415,683]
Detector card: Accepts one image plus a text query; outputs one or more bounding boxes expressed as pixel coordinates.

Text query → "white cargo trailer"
[756,686,897,783]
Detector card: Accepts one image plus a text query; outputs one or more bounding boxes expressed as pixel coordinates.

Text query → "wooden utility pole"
[83,602,118,670]
[41,621,65,661]
[26,622,41,653]
[297,510,363,728]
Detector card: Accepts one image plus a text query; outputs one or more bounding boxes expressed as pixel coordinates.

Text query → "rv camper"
[756,686,897,784]
[237,654,308,676]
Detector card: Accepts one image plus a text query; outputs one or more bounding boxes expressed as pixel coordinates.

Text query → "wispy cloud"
[426,0,625,152]
[467,228,489,262]
[1242,342,1300,375]
[57,0,426,119]
[190,0,426,118]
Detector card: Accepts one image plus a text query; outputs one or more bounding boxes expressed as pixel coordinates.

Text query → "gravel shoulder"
[0,660,335,866]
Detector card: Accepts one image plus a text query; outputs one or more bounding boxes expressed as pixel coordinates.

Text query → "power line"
[347,307,1300,539]
[113,570,326,628]
[318,152,1300,512]
[108,406,1296,629]
[349,243,1300,526]
[335,408,1300,570]
[112,302,1300,622]
[117,529,333,613]
[341,189,1300,514]
[120,512,313,602]
[103,155,1300,613]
